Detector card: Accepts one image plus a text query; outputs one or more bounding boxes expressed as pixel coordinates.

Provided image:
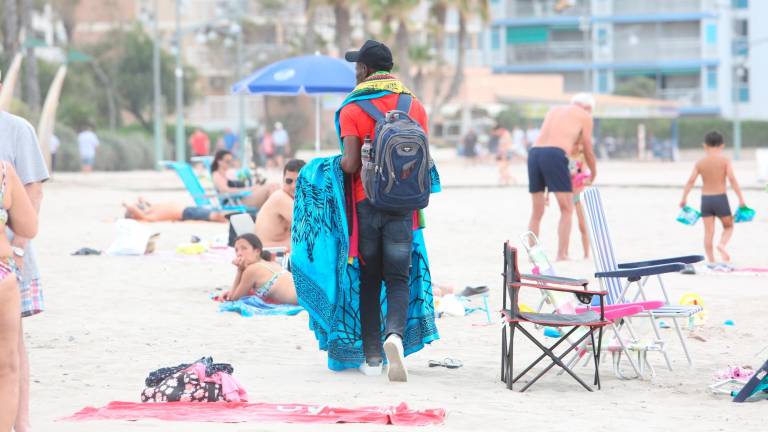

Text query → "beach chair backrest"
[583,188,624,305]
[167,162,215,208]
[520,232,577,314]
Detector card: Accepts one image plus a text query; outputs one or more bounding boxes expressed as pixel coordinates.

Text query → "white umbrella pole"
[314,95,321,153]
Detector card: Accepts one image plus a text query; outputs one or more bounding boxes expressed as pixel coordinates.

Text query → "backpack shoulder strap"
[354,99,385,122]
[396,94,413,113]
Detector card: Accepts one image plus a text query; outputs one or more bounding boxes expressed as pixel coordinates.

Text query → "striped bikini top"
[0,162,8,225]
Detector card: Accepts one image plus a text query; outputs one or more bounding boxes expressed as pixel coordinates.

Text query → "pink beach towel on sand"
[63,401,445,426]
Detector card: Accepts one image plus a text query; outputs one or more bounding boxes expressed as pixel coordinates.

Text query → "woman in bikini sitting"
[210,150,278,209]
[0,161,38,430]
[222,233,297,305]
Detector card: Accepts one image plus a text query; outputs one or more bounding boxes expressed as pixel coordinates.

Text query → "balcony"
[612,0,702,15]
[507,41,591,64]
[613,38,701,61]
[505,0,588,19]
[657,87,702,105]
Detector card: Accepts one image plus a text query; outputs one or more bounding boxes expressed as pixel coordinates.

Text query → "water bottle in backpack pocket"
[355,94,432,212]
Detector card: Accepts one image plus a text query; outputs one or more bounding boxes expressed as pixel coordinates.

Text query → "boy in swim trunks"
[680,131,747,263]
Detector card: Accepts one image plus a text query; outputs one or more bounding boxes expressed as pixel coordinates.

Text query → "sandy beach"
[25,155,768,431]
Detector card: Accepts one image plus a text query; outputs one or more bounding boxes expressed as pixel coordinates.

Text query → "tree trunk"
[303,0,317,53]
[91,61,118,130]
[394,18,411,88]
[333,2,351,54]
[128,105,151,131]
[429,1,447,130]
[2,0,19,54]
[21,0,41,112]
[439,11,466,110]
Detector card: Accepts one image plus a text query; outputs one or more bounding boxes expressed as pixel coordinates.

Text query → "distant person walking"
[77,125,99,173]
[462,129,478,164]
[493,124,514,185]
[223,128,239,155]
[527,93,597,261]
[272,122,289,168]
[189,129,210,157]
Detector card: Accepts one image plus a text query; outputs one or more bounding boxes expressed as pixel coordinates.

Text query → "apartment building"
[488,0,768,119]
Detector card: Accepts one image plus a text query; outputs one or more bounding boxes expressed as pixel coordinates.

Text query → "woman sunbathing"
[210,150,277,209]
[222,233,297,305]
[122,197,229,223]
[0,161,38,429]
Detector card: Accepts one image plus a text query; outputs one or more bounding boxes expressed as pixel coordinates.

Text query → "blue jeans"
[357,199,413,360]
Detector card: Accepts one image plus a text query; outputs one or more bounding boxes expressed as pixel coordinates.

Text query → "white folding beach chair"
[582,187,704,369]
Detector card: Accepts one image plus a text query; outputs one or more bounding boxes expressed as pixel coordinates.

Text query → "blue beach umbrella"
[233,54,356,152]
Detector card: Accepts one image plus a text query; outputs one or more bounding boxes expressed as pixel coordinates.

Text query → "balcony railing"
[505,0,588,18]
[613,38,701,61]
[507,41,591,63]
[612,0,702,15]
[657,87,702,104]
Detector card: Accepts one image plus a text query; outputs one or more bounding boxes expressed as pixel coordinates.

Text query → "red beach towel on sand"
[63,401,445,426]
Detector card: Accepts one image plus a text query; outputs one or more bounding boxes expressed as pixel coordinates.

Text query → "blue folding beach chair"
[582,187,704,369]
[159,161,256,215]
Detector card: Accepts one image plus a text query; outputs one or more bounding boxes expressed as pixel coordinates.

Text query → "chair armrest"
[596,263,685,280]
[510,281,606,296]
[617,255,704,269]
[521,274,589,287]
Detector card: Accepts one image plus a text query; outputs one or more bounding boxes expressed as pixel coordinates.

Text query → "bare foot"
[556,255,570,262]
[716,244,731,262]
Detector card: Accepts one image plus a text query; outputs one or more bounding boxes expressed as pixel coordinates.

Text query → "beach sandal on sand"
[71,247,102,256]
[428,358,463,369]
[458,286,489,297]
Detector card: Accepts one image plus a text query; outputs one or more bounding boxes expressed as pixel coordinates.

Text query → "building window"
[732,19,749,56]
[447,34,457,50]
[706,67,717,90]
[733,66,749,102]
[732,0,748,9]
[597,28,607,46]
[597,70,608,93]
[491,28,500,50]
[705,24,717,45]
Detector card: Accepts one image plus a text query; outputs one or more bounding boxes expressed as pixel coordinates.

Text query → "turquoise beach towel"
[291,88,441,371]
[219,296,304,317]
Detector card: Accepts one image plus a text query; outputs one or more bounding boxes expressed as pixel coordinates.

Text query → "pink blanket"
[63,401,445,426]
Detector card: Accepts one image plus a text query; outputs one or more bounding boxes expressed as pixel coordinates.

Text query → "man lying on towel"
[291,39,441,379]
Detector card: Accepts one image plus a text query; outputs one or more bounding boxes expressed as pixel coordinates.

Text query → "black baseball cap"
[344,40,394,71]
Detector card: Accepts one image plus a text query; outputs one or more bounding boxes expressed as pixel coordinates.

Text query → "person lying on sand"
[122,198,229,223]
[222,233,297,305]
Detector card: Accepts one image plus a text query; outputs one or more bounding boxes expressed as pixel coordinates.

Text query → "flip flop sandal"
[428,358,463,369]
[458,286,489,297]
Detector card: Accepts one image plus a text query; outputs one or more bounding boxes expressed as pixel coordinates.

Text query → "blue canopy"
[232,54,355,95]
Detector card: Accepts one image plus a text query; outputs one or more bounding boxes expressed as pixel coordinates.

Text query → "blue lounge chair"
[160,161,256,215]
[582,187,704,369]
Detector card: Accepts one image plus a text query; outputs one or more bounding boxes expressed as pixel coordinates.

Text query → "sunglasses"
[284,178,294,185]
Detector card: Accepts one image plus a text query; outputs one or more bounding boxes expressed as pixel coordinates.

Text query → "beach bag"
[355,94,431,212]
[141,369,224,402]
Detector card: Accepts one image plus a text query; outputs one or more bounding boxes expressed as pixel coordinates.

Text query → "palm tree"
[20,0,41,111]
[365,0,420,89]
[431,0,490,115]
[304,0,352,54]
[2,0,19,54]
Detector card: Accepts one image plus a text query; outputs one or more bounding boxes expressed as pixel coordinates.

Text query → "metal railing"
[507,41,591,63]
[612,0,702,15]
[657,87,702,104]
[505,0,588,18]
[613,38,701,61]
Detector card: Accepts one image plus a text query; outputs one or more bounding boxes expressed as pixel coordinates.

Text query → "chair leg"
[516,326,594,392]
[670,316,695,367]
[507,324,516,390]
[595,326,603,389]
[512,326,582,383]
[501,324,507,383]
[609,323,641,378]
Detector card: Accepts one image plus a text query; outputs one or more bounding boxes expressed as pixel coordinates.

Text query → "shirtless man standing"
[527,93,597,260]
[680,131,746,263]
[254,159,305,251]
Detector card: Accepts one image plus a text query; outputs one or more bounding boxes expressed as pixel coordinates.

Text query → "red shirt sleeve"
[410,100,429,136]
[339,105,361,139]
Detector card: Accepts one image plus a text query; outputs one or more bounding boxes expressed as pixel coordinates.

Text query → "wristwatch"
[11,246,25,258]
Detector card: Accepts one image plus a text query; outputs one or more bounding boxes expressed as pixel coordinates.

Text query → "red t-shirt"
[190,131,210,156]
[339,93,429,202]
